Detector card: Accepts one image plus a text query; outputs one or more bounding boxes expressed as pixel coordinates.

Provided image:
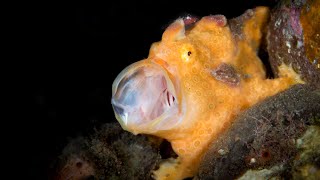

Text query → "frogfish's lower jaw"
[111,60,182,135]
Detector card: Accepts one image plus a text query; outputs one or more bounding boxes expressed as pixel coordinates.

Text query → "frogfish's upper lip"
[112,60,177,101]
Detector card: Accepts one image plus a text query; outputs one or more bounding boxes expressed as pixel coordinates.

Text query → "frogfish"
[111,7,303,180]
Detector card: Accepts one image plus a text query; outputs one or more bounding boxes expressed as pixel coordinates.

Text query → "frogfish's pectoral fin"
[152,157,194,180]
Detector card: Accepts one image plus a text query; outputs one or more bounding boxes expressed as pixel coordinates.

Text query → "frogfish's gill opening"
[159,139,178,159]
[152,139,178,172]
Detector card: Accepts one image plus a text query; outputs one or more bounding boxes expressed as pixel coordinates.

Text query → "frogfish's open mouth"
[111,60,181,134]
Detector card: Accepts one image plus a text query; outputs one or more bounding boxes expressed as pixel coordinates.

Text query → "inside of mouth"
[112,65,177,125]
[148,77,176,121]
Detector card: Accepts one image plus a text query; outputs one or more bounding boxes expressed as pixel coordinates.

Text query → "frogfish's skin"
[111,7,302,180]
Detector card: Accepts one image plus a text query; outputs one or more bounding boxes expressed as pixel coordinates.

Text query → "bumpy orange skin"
[126,7,302,180]
[300,0,320,68]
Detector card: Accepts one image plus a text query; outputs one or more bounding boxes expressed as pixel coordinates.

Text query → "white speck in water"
[250,158,256,164]
[276,53,280,58]
[218,149,226,155]
[286,41,291,53]
[286,41,291,48]
[297,40,303,49]
[275,19,281,27]
[313,59,318,65]
[297,139,303,146]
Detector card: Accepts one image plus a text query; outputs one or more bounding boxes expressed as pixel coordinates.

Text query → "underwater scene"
[30,0,319,179]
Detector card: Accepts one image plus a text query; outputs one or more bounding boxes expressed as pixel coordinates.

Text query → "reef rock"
[267,0,320,88]
[52,123,161,180]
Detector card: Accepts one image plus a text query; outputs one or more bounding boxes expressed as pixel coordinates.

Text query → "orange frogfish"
[111,7,303,180]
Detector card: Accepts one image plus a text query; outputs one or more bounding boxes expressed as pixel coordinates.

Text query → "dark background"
[25,0,278,179]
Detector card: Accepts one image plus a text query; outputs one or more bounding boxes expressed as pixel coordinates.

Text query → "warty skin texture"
[112,7,302,180]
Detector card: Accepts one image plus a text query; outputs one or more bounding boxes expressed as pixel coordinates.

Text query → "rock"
[267,0,320,88]
[196,84,320,179]
[52,123,161,180]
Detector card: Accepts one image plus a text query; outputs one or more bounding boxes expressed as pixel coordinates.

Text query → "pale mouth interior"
[111,62,178,128]
[147,76,176,121]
